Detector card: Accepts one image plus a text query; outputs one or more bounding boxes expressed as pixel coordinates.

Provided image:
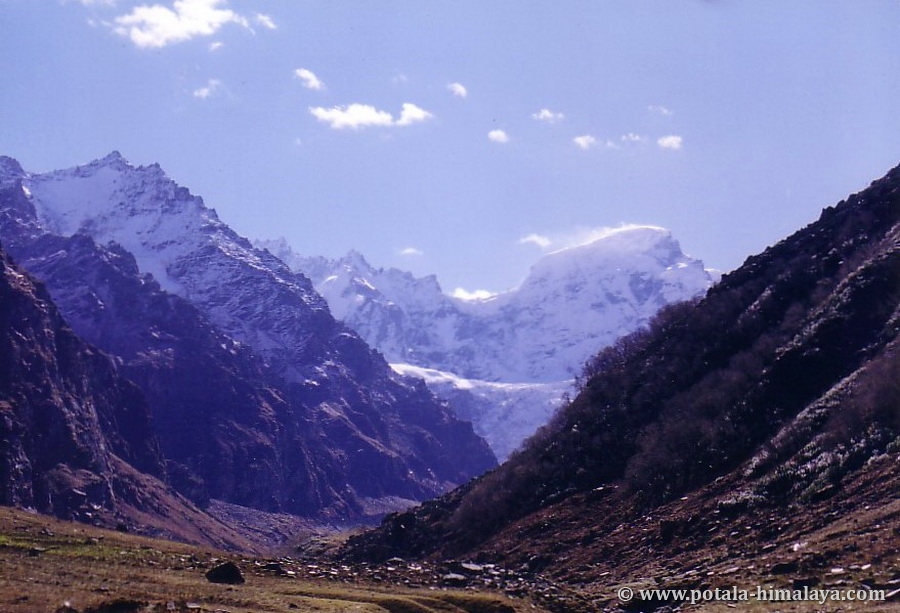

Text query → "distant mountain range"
[343,162,900,602]
[258,227,715,457]
[0,152,495,530]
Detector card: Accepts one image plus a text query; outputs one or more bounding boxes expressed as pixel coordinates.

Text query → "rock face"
[343,161,900,586]
[261,227,714,458]
[0,153,495,519]
[0,240,161,518]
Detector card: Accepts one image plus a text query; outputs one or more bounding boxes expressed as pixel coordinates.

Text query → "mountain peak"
[343,249,374,271]
[523,225,701,296]
[0,156,26,185]
[91,150,131,171]
[550,225,677,259]
[101,150,125,163]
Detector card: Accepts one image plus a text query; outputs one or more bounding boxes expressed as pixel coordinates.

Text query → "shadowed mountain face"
[0,240,160,516]
[343,163,900,581]
[0,154,495,520]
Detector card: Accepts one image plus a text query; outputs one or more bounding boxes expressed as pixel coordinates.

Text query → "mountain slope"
[0,153,495,519]
[0,240,162,515]
[342,162,900,596]
[0,240,256,549]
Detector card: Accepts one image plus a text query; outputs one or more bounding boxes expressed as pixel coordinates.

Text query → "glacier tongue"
[259,225,715,458]
[390,363,569,461]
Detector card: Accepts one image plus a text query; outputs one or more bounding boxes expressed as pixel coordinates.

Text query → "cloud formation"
[254,13,276,30]
[294,68,324,91]
[518,233,552,249]
[447,82,468,98]
[518,224,666,253]
[309,102,432,130]
[573,135,597,150]
[488,129,509,143]
[532,108,564,123]
[399,247,423,256]
[396,103,433,126]
[621,132,647,144]
[113,0,250,48]
[657,135,683,150]
[193,78,222,98]
[648,105,673,116]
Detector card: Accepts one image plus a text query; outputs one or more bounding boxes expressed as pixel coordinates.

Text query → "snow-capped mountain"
[0,152,495,518]
[259,225,715,458]
[266,228,713,383]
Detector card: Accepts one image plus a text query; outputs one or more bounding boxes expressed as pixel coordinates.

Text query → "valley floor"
[3,444,900,613]
[0,507,543,613]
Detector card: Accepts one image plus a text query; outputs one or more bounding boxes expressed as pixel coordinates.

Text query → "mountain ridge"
[0,152,495,520]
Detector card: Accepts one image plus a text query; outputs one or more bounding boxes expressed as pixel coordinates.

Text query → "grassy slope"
[0,506,542,613]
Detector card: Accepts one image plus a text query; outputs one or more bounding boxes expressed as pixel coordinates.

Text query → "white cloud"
[310,104,393,129]
[648,105,673,116]
[77,0,117,6]
[621,132,647,143]
[254,13,276,30]
[532,108,564,123]
[518,233,553,249]
[208,40,223,51]
[559,224,665,250]
[488,129,509,143]
[399,247,423,256]
[657,135,684,150]
[447,82,468,98]
[113,0,250,48]
[192,78,222,98]
[518,224,666,254]
[395,103,433,126]
[452,288,496,301]
[573,135,597,150]
[294,68,324,91]
[309,103,433,130]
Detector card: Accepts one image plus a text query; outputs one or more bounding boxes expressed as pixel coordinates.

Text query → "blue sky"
[2,1,899,295]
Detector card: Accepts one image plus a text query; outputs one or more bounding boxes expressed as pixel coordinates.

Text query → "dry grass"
[0,507,540,613]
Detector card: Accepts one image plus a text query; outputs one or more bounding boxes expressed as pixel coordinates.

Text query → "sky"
[2,1,900,296]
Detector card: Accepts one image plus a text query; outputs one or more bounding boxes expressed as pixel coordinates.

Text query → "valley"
[2,152,900,612]
[0,506,543,613]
